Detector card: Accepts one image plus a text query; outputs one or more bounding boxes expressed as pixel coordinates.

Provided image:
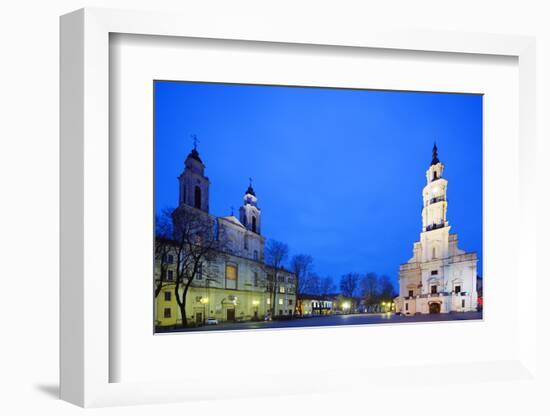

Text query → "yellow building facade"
[154,145,296,329]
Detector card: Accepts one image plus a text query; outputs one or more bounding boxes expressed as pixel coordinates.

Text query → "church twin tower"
[177,145,261,235]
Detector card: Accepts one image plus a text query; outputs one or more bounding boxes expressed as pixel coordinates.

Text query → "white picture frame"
[60,7,538,408]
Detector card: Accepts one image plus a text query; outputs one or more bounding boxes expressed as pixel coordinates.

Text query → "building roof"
[245,184,256,196]
[187,148,203,164]
[220,215,245,228]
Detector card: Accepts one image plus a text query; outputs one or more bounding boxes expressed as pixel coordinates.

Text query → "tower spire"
[246,177,256,196]
[431,142,440,166]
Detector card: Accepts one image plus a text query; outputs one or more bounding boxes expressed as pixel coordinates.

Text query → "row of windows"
[162,263,203,282]
[160,263,295,289]
[162,298,294,319]
[403,299,466,312]
[427,284,462,295]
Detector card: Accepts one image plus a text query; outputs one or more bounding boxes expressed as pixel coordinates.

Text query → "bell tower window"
[252,216,257,233]
[194,186,202,210]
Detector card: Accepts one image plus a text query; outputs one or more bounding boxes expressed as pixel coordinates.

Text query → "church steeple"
[177,137,210,212]
[239,178,261,234]
[431,142,440,166]
[422,143,448,230]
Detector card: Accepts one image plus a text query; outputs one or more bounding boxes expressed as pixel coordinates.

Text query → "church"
[395,144,479,315]
[154,145,297,328]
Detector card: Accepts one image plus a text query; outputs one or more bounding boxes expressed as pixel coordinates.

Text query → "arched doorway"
[429,302,441,314]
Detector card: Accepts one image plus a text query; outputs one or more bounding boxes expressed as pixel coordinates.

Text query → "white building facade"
[395,144,478,315]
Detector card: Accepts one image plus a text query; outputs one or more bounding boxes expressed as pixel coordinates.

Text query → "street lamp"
[342,302,350,314]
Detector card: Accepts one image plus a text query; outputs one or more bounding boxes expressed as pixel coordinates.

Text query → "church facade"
[395,145,478,315]
[154,146,297,328]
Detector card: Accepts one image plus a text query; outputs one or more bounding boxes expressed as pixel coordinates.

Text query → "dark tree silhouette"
[264,239,289,316]
[169,206,227,327]
[340,273,360,298]
[290,254,313,314]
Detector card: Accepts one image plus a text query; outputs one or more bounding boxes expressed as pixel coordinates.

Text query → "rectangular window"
[166,270,173,281]
[253,272,259,287]
[225,264,238,289]
[244,235,248,250]
[163,308,171,318]
[462,299,466,308]
[408,290,414,297]
[431,270,438,275]
[167,254,174,264]
[405,303,409,311]
[196,263,203,280]
[455,285,461,294]
[287,277,294,284]
[278,298,283,305]
[431,285,437,294]
[267,298,270,305]
[277,275,285,283]
[164,291,171,301]
[288,299,293,306]
[279,287,285,294]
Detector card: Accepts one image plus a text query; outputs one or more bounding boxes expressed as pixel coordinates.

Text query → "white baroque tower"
[239,180,261,234]
[395,144,479,315]
[177,145,210,213]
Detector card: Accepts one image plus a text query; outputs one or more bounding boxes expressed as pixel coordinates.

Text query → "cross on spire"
[246,177,256,196]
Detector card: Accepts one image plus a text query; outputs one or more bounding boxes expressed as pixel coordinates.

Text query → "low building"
[297,295,334,316]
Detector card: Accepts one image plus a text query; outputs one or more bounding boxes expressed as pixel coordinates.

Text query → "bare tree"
[304,272,321,295]
[290,254,313,315]
[264,239,289,316]
[170,206,226,328]
[319,276,335,296]
[378,274,396,301]
[361,272,379,311]
[154,209,175,298]
[340,273,360,298]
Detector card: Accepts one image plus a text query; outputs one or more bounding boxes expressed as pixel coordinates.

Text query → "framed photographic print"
[152,81,483,334]
[60,7,539,408]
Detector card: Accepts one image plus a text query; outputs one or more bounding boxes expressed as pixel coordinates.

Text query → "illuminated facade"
[395,144,478,315]
[297,295,334,316]
[155,146,296,327]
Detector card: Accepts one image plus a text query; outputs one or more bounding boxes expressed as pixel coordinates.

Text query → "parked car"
[206,317,218,325]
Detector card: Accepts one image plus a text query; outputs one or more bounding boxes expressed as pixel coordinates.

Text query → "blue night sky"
[155,81,483,291]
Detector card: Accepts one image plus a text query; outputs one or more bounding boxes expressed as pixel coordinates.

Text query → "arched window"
[433,170,438,180]
[194,186,201,210]
[252,216,257,233]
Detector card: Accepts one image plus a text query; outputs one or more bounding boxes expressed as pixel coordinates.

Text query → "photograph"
[153,81,483,333]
